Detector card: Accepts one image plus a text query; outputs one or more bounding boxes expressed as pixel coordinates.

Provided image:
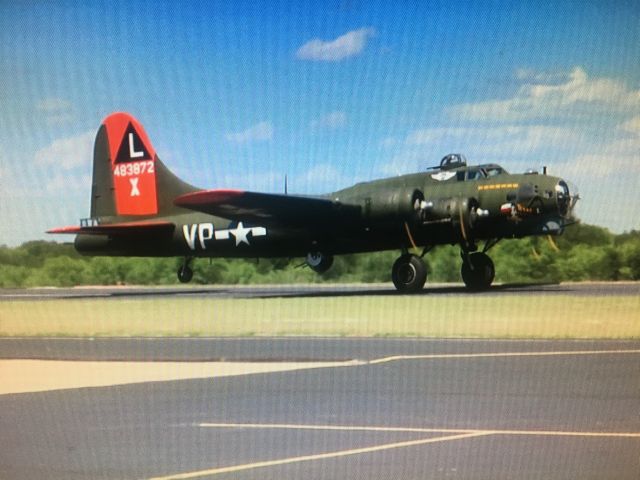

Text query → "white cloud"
[44,172,92,194]
[0,143,93,245]
[213,170,282,192]
[36,98,72,112]
[378,153,423,177]
[34,130,94,170]
[292,164,349,193]
[36,97,75,125]
[45,113,75,126]
[295,163,342,183]
[296,28,375,61]
[404,125,582,156]
[515,69,568,83]
[379,137,399,148]
[618,116,640,134]
[449,67,640,122]
[554,135,640,232]
[311,111,347,130]
[201,164,346,196]
[225,122,273,144]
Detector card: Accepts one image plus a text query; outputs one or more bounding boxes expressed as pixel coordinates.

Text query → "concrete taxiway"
[1,337,639,479]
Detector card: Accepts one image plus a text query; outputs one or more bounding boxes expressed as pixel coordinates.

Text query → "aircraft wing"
[174,189,360,226]
[47,220,175,235]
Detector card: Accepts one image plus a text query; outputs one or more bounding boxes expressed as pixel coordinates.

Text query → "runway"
[1,338,639,479]
[2,281,639,300]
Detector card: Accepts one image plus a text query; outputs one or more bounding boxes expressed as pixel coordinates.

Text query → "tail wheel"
[177,265,193,283]
[392,254,427,293]
[461,252,494,290]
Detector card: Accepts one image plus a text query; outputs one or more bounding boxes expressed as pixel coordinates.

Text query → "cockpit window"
[435,163,507,182]
[483,166,506,177]
[466,169,483,181]
[456,169,484,181]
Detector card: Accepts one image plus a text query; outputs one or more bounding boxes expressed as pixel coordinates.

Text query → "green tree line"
[1,223,639,288]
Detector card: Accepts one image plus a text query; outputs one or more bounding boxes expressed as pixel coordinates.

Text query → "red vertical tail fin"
[104,113,158,216]
[91,112,197,220]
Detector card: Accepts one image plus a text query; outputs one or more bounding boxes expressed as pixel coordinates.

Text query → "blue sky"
[1,0,639,245]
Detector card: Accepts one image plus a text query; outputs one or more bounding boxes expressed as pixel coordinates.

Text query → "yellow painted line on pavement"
[149,420,640,479]
[488,429,640,438]
[147,431,490,480]
[199,422,473,434]
[199,422,640,438]
[367,349,640,365]
[3,350,636,395]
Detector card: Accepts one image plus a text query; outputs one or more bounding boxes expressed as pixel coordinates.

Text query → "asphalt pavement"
[1,337,638,479]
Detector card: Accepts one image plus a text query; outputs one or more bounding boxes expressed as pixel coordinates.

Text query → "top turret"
[439,153,467,170]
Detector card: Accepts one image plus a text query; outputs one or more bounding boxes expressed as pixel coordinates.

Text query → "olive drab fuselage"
[51,114,577,292]
[75,165,572,259]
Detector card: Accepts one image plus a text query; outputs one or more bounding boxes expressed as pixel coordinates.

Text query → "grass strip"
[0,295,638,339]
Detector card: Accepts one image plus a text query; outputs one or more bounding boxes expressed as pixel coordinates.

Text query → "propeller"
[531,234,561,259]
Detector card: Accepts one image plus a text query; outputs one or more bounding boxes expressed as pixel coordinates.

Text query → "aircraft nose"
[555,179,578,217]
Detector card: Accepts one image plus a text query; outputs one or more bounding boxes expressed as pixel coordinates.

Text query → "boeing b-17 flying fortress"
[49,112,578,292]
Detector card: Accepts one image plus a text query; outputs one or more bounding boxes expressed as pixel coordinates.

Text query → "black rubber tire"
[306,252,334,274]
[461,252,495,290]
[177,265,194,283]
[392,254,427,293]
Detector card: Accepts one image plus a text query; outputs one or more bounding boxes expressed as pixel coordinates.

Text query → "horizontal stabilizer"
[174,189,360,226]
[47,220,175,236]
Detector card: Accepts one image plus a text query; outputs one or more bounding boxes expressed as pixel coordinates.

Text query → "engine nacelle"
[363,188,424,222]
[419,196,483,244]
[421,197,477,222]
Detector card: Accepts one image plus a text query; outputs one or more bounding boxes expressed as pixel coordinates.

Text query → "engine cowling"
[363,188,424,222]
[418,196,483,244]
[421,196,479,223]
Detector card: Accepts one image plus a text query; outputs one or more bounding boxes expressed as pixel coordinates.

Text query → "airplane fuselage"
[75,169,569,259]
[51,114,577,291]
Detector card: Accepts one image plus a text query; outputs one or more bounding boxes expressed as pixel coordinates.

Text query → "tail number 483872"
[113,160,154,177]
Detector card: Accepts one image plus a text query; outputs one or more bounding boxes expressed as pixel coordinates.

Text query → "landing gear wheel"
[392,254,427,293]
[461,252,495,291]
[177,265,193,283]
[306,252,334,274]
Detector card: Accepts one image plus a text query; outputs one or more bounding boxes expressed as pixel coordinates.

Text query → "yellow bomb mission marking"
[477,183,519,191]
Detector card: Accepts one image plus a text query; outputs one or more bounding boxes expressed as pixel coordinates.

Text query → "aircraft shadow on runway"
[252,283,564,299]
[2,282,570,301]
[97,282,564,300]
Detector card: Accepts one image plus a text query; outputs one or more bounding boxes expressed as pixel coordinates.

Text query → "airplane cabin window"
[466,169,483,181]
[483,167,506,177]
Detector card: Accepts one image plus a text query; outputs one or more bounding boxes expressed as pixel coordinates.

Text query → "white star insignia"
[229,222,251,246]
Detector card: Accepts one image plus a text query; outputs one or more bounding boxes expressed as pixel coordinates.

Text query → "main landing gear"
[391,253,427,293]
[459,238,499,291]
[177,257,193,283]
[390,238,500,293]
[460,251,495,290]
